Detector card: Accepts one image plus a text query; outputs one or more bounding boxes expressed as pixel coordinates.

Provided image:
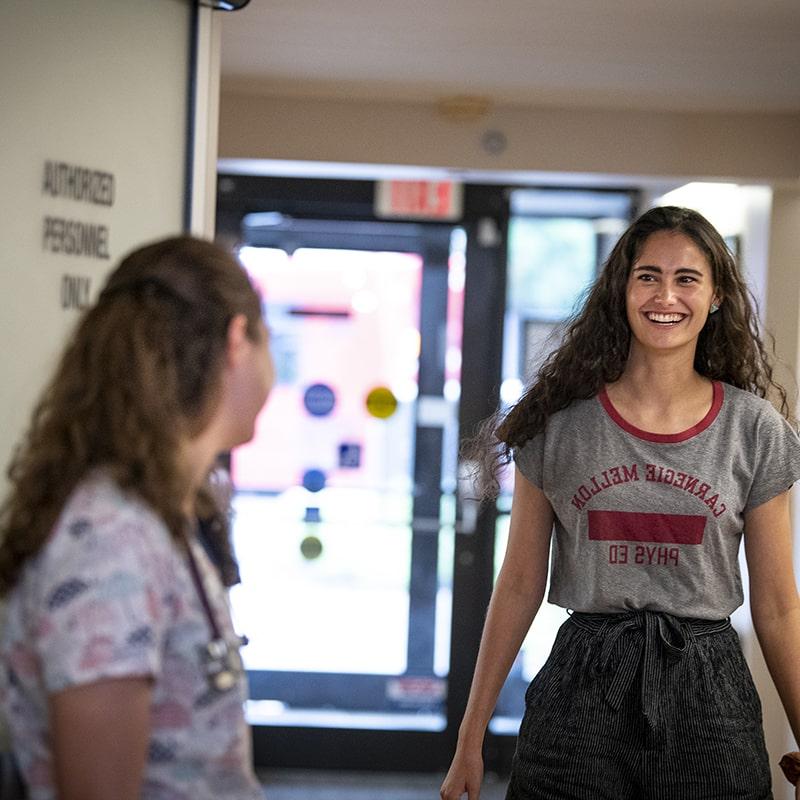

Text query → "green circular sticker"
[365,386,398,419]
[300,535,323,560]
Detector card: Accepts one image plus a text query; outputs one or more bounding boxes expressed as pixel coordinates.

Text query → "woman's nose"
[654,284,676,304]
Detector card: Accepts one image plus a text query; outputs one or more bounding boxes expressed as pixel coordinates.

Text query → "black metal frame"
[217,175,512,772]
[449,185,514,770]
[183,3,200,233]
[218,175,491,772]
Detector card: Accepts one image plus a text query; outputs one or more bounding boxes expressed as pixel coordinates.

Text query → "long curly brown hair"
[0,236,262,595]
[469,205,790,498]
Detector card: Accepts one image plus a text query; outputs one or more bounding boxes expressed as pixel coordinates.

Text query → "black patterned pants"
[506,611,772,800]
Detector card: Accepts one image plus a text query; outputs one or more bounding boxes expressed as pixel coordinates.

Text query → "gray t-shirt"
[514,381,800,619]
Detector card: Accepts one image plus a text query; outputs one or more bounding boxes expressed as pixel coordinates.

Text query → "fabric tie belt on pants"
[569,610,731,731]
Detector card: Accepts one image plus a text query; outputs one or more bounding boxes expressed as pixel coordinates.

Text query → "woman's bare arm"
[744,489,800,799]
[50,676,152,800]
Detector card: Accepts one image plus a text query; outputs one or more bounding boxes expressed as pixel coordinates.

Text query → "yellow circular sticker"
[365,386,398,419]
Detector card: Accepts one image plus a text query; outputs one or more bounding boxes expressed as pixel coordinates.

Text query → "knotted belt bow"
[571,611,731,731]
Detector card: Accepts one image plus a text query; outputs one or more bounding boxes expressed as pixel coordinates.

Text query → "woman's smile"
[643,311,687,325]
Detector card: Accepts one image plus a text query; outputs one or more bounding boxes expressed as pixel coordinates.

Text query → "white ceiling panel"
[220,1,800,112]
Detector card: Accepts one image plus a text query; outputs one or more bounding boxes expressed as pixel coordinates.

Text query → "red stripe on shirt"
[588,510,706,545]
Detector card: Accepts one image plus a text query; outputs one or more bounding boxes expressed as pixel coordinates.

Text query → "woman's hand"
[439,744,484,800]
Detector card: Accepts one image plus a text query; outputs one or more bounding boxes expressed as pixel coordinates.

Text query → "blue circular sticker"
[303,383,336,417]
[302,468,327,493]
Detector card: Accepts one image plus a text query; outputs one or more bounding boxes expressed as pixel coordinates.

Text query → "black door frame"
[217,174,509,772]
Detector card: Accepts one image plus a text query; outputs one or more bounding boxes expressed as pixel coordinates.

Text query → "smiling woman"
[442,206,800,800]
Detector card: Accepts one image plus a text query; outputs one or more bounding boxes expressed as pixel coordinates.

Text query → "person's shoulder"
[544,394,600,427]
[719,382,787,422]
[52,470,171,558]
[19,471,179,607]
[62,470,158,520]
[718,381,763,406]
[514,394,601,457]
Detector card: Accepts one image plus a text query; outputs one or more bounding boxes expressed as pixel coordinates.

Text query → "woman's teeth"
[646,312,684,323]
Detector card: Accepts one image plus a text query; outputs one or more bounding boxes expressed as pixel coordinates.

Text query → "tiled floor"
[259,769,509,799]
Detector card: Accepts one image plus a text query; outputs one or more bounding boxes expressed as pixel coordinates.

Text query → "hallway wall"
[219,90,800,183]
[0,0,198,492]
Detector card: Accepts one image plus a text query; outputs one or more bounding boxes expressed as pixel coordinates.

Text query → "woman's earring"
[709,303,720,314]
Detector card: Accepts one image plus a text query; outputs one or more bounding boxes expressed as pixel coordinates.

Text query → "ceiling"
[219,0,800,114]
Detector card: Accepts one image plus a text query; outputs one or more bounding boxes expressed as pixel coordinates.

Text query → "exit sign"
[375,180,463,221]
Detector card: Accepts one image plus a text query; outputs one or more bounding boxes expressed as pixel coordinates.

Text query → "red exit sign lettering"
[375,180,463,221]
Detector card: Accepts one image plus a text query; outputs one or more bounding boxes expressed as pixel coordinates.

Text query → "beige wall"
[767,190,800,408]
[0,0,196,493]
[219,90,800,182]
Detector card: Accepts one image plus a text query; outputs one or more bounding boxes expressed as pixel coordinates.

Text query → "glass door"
[226,216,464,770]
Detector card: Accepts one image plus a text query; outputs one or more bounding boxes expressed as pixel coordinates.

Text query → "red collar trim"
[598,381,723,443]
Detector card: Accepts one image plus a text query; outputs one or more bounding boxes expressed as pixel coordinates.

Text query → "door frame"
[218,174,506,772]
[216,175,513,772]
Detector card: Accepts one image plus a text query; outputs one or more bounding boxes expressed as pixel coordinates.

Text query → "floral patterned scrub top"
[0,472,263,800]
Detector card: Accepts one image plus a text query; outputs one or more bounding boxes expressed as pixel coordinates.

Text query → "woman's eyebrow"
[632,265,705,277]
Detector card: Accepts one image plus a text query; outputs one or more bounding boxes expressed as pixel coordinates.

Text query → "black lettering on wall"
[42,161,115,206]
[43,217,110,260]
[60,274,92,310]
